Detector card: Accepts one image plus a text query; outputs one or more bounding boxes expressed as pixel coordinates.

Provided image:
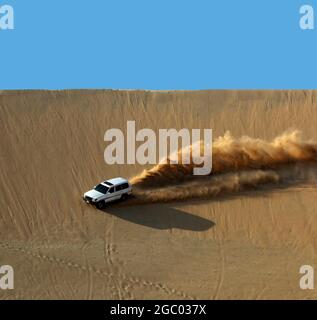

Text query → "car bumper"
[83,196,95,204]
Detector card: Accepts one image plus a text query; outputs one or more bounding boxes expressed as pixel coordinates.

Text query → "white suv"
[83,177,132,209]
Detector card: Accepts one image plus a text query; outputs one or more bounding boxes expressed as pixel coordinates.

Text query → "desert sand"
[0,90,316,300]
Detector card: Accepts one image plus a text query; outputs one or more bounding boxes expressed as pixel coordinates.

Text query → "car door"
[105,187,115,203]
[114,185,123,200]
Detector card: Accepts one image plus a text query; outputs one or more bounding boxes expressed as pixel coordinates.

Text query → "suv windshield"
[94,184,109,194]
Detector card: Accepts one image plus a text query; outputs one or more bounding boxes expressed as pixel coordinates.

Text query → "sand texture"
[1,90,317,299]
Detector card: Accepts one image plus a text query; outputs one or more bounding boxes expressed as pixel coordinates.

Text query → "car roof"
[104,177,128,186]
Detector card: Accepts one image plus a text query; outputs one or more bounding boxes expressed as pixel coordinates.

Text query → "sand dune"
[0,90,317,300]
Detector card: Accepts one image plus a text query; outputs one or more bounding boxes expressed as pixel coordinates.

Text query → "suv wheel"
[121,193,128,200]
[96,201,105,209]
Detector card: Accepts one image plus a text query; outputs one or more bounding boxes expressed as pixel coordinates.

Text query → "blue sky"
[0,0,316,89]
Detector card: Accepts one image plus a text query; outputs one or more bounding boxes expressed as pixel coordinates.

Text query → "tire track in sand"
[103,216,129,299]
[0,242,195,300]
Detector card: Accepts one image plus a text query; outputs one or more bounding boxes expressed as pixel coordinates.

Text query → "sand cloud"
[129,130,317,203]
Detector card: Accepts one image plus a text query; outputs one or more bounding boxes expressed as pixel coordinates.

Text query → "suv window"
[121,183,129,189]
[109,187,114,194]
[116,185,122,191]
[94,184,109,194]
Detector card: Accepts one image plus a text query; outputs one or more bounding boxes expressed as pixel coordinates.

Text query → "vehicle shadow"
[101,203,215,231]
